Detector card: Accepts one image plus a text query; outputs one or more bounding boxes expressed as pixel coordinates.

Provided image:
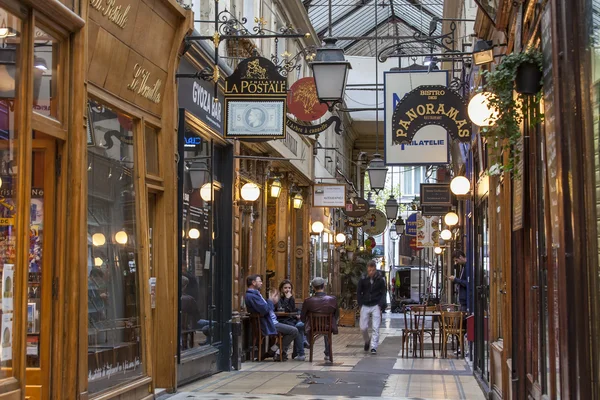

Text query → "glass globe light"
[335,233,346,244]
[440,229,452,241]
[188,228,200,239]
[115,230,128,244]
[468,92,498,127]
[311,221,324,234]
[200,183,212,202]
[92,233,106,246]
[241,182,261,202]
[94,257,103,267]
[450,176,471,196]
[434,246,443,255]
[444,212,459,227]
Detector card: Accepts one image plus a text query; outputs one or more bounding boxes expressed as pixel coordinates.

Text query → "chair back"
[411,305,436,330]
[441,311,465,335]
[402,306,415,331]
[308,312,333,335]
[437,304,458,312]
[250,313,263,338]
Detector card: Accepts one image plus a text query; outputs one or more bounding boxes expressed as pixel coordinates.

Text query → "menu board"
[541,5,561,245]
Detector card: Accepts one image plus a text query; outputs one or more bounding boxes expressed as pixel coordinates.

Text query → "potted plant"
[480,49,544,175]
[338,249,375,327]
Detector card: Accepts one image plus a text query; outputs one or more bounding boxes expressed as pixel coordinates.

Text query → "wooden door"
[24,139,56,400]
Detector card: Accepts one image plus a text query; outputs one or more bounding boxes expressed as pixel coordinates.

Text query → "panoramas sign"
[224,57,287,140]
[384,71,450,166]
[392,85,471,145]
[286,77,343,136]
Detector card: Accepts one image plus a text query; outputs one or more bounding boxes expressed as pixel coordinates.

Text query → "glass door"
[475,198,490,383]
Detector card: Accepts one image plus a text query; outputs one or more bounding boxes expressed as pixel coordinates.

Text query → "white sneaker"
[294,355,306,361]
[324,356,331,362]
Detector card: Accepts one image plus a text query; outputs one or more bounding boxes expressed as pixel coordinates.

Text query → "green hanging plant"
[480,49,544,176]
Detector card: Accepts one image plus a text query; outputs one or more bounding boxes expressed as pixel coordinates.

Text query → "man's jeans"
[360,304,382,349]
[293,321,306,357]
[275,323,299,353]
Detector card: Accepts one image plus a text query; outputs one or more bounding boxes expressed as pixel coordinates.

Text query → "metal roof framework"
[306,0,445,56]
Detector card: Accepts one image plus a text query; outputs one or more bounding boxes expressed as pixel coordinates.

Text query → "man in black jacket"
[357,260,387,353]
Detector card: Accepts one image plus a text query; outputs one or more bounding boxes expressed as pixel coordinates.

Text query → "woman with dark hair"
[277,279,309,360]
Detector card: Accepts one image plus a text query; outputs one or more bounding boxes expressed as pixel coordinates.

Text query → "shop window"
[0,7,21,379]
[181,129,212,350]
[87,99,143,394]
[33,26,60,121]
[145,125,159,177]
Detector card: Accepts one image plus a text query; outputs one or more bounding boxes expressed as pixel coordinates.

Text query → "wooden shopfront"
[83,0,191,399]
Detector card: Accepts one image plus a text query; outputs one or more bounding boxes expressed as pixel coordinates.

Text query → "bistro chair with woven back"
[307,312,334,363]
[249,313,283,362]
[440,310,466,358]
[405,305,437,358]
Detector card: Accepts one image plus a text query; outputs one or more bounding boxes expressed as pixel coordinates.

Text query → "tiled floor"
[163,312,486,400]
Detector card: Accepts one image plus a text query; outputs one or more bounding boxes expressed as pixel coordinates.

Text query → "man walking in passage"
[357,260,387,353]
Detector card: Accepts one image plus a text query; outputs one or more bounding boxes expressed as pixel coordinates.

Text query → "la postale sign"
[391,85,471,145]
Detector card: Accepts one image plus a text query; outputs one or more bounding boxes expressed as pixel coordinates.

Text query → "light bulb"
[92,233,106,246]
[311,221,324,234]
[115,230,128,244]
[440,229,452,241]
[468,92,498,127]
[444,212,459,226]
[200,183,212,202]
[188,228,200,239]
[450,176,470,196]
[434,246,443,255]
[335,233,346,244]
[240,182,261,201]
[94,257,103,267]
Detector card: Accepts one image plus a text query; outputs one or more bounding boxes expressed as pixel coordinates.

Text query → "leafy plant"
[339,249,376,309]
[481,49,544,175]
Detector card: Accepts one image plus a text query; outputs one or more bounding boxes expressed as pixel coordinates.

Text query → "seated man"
[245,274,298,361]
[301,277,339,362]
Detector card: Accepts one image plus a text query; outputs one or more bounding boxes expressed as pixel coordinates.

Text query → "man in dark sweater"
[357,260,387,353]
[449,250,468,312]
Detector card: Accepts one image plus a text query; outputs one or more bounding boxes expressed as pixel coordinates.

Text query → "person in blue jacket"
[448,250,468,312]
[245,274,299,361]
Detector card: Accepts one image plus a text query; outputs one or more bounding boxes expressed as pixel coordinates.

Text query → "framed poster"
[225,99,286,139]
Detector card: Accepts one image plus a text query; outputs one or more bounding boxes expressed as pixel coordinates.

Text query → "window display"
[87,99,143,394]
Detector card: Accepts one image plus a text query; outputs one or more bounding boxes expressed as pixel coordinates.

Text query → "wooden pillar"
[275,180,290,283]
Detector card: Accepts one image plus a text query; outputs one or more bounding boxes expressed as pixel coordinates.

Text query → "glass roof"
[306,0,445,57]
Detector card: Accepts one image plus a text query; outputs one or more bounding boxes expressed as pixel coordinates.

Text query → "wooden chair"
[180,313,194,350]
[307,312,334,363]
[435,304,458,350]
[401,307,419,358]
[440,311,465,358]
[411,305,436,358]
[250,313,283,362]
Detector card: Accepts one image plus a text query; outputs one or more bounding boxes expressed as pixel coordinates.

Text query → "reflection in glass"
[181,128,212,350]
[87,99,143,394]
[33,26,59,120]
[0,7,21,378]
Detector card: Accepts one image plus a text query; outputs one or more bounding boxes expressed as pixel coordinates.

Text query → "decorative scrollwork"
[270,38,316,77]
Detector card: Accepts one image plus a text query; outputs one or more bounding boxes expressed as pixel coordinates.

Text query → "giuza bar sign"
[89,0,130,29]
[127,64,162,104]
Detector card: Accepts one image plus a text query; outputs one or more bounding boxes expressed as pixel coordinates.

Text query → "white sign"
[312,184,346,207]
[384,71,449,165]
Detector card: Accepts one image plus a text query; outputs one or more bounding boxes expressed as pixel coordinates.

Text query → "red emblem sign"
[287,77,328,122]
[410,238,424,251]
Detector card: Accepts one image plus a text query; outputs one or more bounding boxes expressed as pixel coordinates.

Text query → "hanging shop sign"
[348,219,366,228]
[391,85,470,145]
[224,56,287,140]
[178,58,224,136]
[362,209,387,236]
[286,77,343,136]
[420,183,452,206]
[342,198,369,218]
[286,117,342,136]
[421,204,452,216]
[313,184,346,208]
[384,71,449,165]
[405,212,419,237]
[417,215,440,248]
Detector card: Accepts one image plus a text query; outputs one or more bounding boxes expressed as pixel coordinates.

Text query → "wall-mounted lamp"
[468,92,498,127]
[240,182,261,202]
[434,246,443,255]
[270,178,282,198]
[293,193,304,209]
[444,212,459,227]
[335,233,346,244]
[311,221,324,234]
[450,176,471,199]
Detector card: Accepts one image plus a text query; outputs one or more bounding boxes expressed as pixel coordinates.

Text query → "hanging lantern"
[395,217,406,235]
[440,229,452,241]
[293,193,304,209]
[270,179,282,198]
[366,154,388,194]
[200,183,212,202]
[384,194,399,220]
